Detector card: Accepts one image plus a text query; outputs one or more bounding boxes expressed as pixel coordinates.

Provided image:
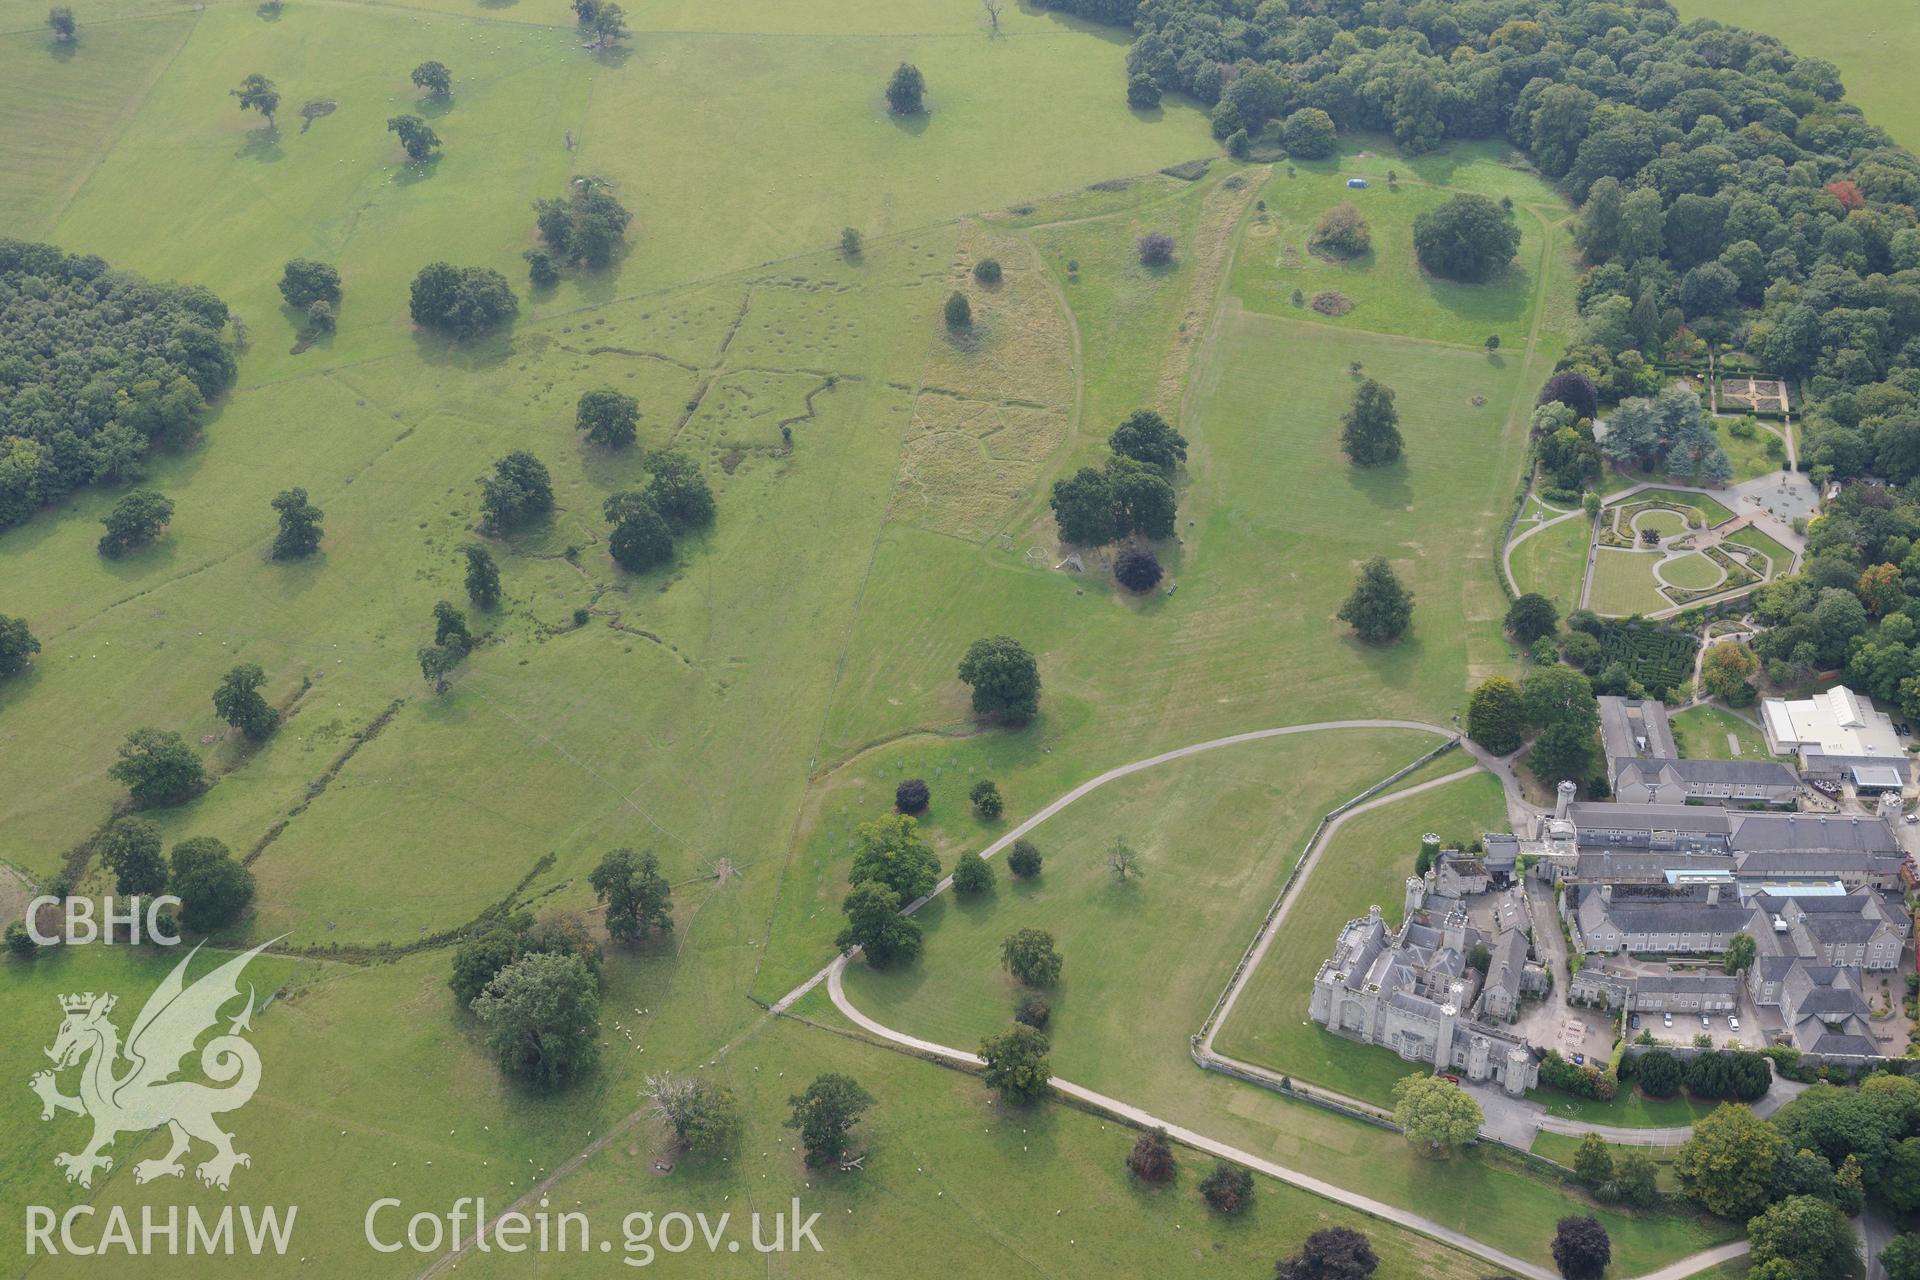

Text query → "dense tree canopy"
[410,61,452,98]
[169,836,255,934]
[535,178,632,270]
[785,1073,873,1167]
[588,847,673,943]
[0,614,38,677]
[1108,409,1187,470]
[109,727,205,808]
[958,634,1041,723]
[576,387,639,448]
[479,451,553,533]
[472,951,600,1090]
[278,259,341,310]
[0,240,230,528]
[1341,378,1403,465]
[1414,194,1522,282]
[849,813,941,902]
[99,818,167,897]
[1468,676,1525,753]
[213,663,278,740]
[979,1023,1051,1104]
[270,487,323,559]
[1391,1074,1481,1153]
[387,115,441,162]
[409,262,517,338]
[1337,557,1413,643]
[98,488,174,556]
[886,63,925,115]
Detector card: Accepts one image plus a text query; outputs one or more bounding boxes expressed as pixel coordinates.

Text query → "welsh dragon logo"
[30,939,279,1192]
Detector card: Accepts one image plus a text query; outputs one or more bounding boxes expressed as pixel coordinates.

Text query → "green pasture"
[1229,152,1561,348]
[1210,772,1510,1106]
[1508,511,1591,612]
[1529,1131,1686,1191]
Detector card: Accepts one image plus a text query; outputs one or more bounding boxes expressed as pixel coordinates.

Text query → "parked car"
[1629,1014,1641,1030]
[1729,1015,1741,1031]
[1440,1074,1461,1084]
[1701,1014,1711,1029]
[1572,1053,1586,1066]
[1663,1012,1673,1028]
[1906,812,1918,825]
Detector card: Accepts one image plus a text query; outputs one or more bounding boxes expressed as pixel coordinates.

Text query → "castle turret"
[1404,875,1426,916]
[1555,779,1577,822]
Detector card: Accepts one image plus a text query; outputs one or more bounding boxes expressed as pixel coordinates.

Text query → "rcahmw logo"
[24,939,299,1258]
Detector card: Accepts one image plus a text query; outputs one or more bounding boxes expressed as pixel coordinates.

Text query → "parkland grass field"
[0,1,1763,1277]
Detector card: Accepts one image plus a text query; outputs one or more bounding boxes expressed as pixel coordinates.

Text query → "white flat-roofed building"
[1760,685,1908,784]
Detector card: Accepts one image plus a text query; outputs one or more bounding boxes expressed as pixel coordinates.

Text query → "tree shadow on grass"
[393,154,443,187]
[408,326,517,373]
[1345,458,1413,512]
[48,38,77,63]
[887,109,931,138]
[235,126,284,164]
[418,94,454,120]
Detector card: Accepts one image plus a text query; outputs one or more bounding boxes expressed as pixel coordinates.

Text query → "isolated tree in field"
[1109,409,1187,471]
[980,0,1002,32]
[213,664,278,740]
[98,488,174,556]
[1468,676,1525,754]
[587,2,627,48]
[605,494,672,572]
[1340,378,1402,466]
[47,6,76,40]
[480,451,553,533]
[1106,456,1177,540]
[1106,836,1139,882]
[0,614,40,677]
[944,290,971,330]
[576,387,639,448]
[1002,928,1062,987]
[1199,1160,1254,1214]
[1675,1103,1782,1219]
[840,227,863,258]
[418,641,463,695]
[169,836,254,933]
[1413,193,1521,281]
[958,634,1040,724]
[430,602,471,654]
[1114,547,1163,593]
[1391,1074,1481,1154]
[1127,73,1162,110]
[1550,1216,1610,1280]
[473,951,600,1090]
[894,777,930,814]
[885,62,925,114]
[6,922,38,959]
[1137,231,1176,267]
[973,257,1002,285]
[1338,557,1413,643]
[590,847,673,943]
[1572,1133,1613,1189]
[1506,592,1559,643]
[410,60,452,99]
[644,450,715,531]
[571,0,600,24]
[109,728,204,808]
[534,177,633,269]
[645,1072,739,1155]
[463,544,501,610]
[100,818,168,897]
[951,853,993,894]
[1281,108,1338,158]
[387,114,441,162]
[1310,202,1371,256]
[979,1023,1051,1104]
[849,812,940,901]
[409,262,518,338]
[785,1073,874,1168]
[836,881,923,967]
[969,778,1003,819]
[278,259,340,310]
[231,73,280,129]
[1006,839,1042,878]
[270,487,323,559]
[1127,1127,1176,1182]
[1275,1227,1377,1280]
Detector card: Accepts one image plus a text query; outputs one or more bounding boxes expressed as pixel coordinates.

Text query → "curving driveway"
[786,722,1745,1280]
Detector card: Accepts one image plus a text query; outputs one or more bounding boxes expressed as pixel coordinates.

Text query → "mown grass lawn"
[1509,511,1592,612]
[1672,703,1772,761]
[1589,548,1673,616]
[1529,1130,1686,1191]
